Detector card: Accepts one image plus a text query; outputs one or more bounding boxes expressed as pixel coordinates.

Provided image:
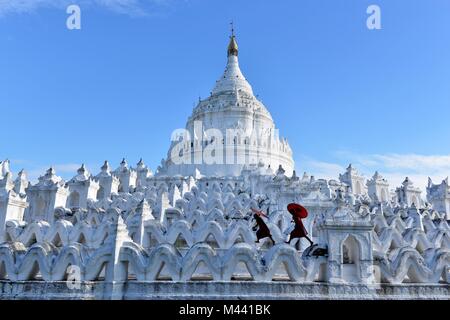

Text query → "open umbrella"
[251,208,269,219]
[287,203,308,219]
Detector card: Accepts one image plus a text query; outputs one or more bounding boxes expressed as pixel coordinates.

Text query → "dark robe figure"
[251,208,275,245]
[286,203,314,247]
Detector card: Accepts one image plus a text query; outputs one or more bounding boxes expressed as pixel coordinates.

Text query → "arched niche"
[68,191,80,209]
[97,186,105,200]
[380,189,388,202]
[341,235,362,283]
[354,181,363,195]
[36,196,46,218]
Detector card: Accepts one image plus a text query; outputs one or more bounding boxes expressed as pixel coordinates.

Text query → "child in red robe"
[251,208,275,245]
[286,203,314,246]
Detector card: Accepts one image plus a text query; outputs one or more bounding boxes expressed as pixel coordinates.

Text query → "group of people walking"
[251,203,314,247]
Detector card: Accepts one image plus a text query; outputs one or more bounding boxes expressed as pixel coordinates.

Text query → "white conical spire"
[101,160,111,173]
[212,30,253,95]
[1,159,10,177]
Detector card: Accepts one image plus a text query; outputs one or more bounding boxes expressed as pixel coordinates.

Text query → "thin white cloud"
[54,163,82,172]
[300,152,450,192]
[0,0,68,15]
[371,154,450,173]
[25,163,81,182]
[297,158,345,181]
[0,0,177,17]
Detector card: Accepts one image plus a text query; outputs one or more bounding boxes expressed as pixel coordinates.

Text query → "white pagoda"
[0,33,448,300]
[160,30,294,177]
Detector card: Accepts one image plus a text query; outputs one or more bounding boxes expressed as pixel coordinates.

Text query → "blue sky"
[1,0,449,190]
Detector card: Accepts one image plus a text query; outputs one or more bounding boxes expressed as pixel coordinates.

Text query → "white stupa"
[160,31,294,177]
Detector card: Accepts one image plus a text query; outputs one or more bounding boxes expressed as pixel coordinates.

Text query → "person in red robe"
[251,208,275,245]
[286,203,314,246]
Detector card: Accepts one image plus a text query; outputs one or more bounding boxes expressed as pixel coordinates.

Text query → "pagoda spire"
[211,24,253,95]
[227,22,238,57]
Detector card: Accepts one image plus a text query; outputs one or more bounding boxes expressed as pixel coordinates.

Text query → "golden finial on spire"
[227,21,238,57]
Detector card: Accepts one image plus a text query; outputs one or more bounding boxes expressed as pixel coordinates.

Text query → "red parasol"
[251,208,269,219]
[287,203,308,219]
